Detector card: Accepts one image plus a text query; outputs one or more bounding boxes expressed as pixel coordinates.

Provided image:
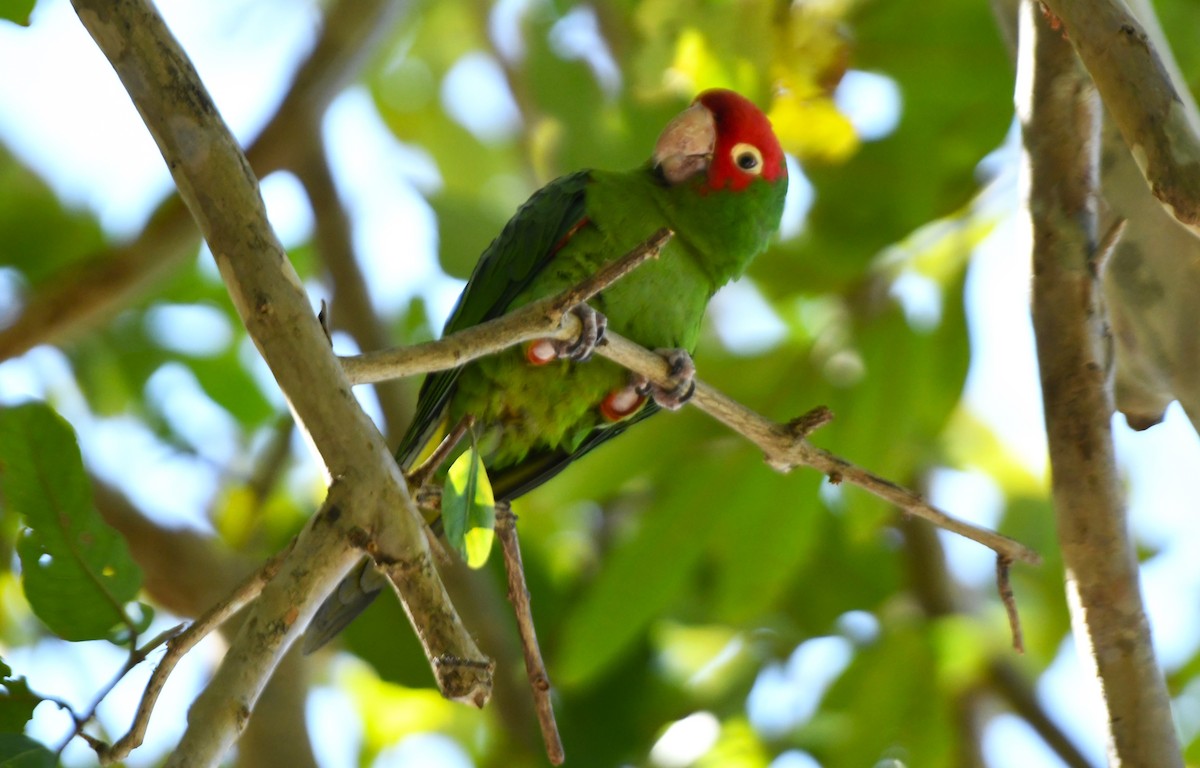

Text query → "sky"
[4,0,1200,766]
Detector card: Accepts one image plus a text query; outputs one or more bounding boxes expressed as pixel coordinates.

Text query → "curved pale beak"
[653,102,716,185]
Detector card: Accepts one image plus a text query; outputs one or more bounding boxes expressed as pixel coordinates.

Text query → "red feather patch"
[695,89,786,192]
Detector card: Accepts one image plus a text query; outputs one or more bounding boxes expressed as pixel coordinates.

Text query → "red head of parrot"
[653,88,787,192]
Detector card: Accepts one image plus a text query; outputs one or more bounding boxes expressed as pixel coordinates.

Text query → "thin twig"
[95,540,295,764]
[407,415,475,491]
[996,556,1024,654]
[1089,216,1127,277]
[495,505,564,765]
[340,228,673,386]
[555,228,673,310]
[597,330,1042,565]
[58,623,184,756]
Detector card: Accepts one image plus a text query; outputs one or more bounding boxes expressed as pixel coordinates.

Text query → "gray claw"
[552,304,607,362]
[634,348,696,411]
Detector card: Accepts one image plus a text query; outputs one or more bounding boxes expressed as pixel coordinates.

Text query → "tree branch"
[0,0,404,363]
[1018,2,1181,765]
[92,476,318,768]
[96,541,291,764]
[341,228,674,385]
[600,331,1039,565]
[339,233,1040,569]
[70,2,487,765]
[495,506,563,765]
[1039,0,1200,234]
[988,661,1099,768]
[297,134,416,441]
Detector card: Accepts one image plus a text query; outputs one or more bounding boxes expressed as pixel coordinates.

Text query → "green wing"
[395,171,593,467]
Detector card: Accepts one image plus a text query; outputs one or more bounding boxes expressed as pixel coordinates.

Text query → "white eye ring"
[731,143,763,175]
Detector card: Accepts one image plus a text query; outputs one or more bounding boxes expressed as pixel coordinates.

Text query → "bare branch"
[995,556,1024,654]
[408,415,475,491]
[0,0,404,363]
[341,228,673,385]
[1039,0,1200,234]
[97,544,292,764]
[297,138,416,440]
[69,1,486,765]
[93,478,318,768]
[495,506,564,765]
[1019,2,1181,764]
[597,330,1041,565]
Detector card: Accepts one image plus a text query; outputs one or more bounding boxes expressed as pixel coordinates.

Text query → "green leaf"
[554,447,734,688]
[0,660,41,734]
[815,624,954,767]
[430,193,516,280]
[0,149,104,286]
[442,446,495,568]
[0,403,144,641]
[0,734,55,768]
[0,0,36,27]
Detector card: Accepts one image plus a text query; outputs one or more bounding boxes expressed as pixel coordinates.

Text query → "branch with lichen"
[1019,2,1180,764]
[1039,0,1200,236]
[71,2,485,767]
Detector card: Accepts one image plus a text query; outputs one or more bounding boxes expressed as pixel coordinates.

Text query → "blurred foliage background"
[4,0,1200,766]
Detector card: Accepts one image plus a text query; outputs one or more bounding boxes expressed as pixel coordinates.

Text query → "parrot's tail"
[302,556,389,654]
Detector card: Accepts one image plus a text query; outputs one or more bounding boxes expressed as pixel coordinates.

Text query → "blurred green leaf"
[555,446,737,688]
[0,402,144,642]
[0,0,35,26]
[0,149,104,288]
[707,453,823,622]
[430,194,515,280]
[814,623,953,767]
[0,659,41,734]
[0,734,55,768]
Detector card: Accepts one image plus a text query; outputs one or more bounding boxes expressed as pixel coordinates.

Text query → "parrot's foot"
[527,304,607,365]
[634,348,696,411]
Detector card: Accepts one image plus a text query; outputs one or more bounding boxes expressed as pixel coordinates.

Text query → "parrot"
[304,88,788,652]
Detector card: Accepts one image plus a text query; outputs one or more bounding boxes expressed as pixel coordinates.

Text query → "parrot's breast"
[449,349,628,467]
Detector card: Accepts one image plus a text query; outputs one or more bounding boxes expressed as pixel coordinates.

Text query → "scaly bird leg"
[527,304,607,365]
[633,348,696,411]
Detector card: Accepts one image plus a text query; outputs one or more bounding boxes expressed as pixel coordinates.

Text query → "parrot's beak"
[653,102,716,185]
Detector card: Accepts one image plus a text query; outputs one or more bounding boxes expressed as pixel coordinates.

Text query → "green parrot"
[304,88,787,651]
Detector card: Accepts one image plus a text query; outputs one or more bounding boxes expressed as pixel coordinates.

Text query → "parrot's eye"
[731,143,763,175]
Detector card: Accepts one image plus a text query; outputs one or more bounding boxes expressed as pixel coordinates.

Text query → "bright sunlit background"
[4,1,1200,766]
